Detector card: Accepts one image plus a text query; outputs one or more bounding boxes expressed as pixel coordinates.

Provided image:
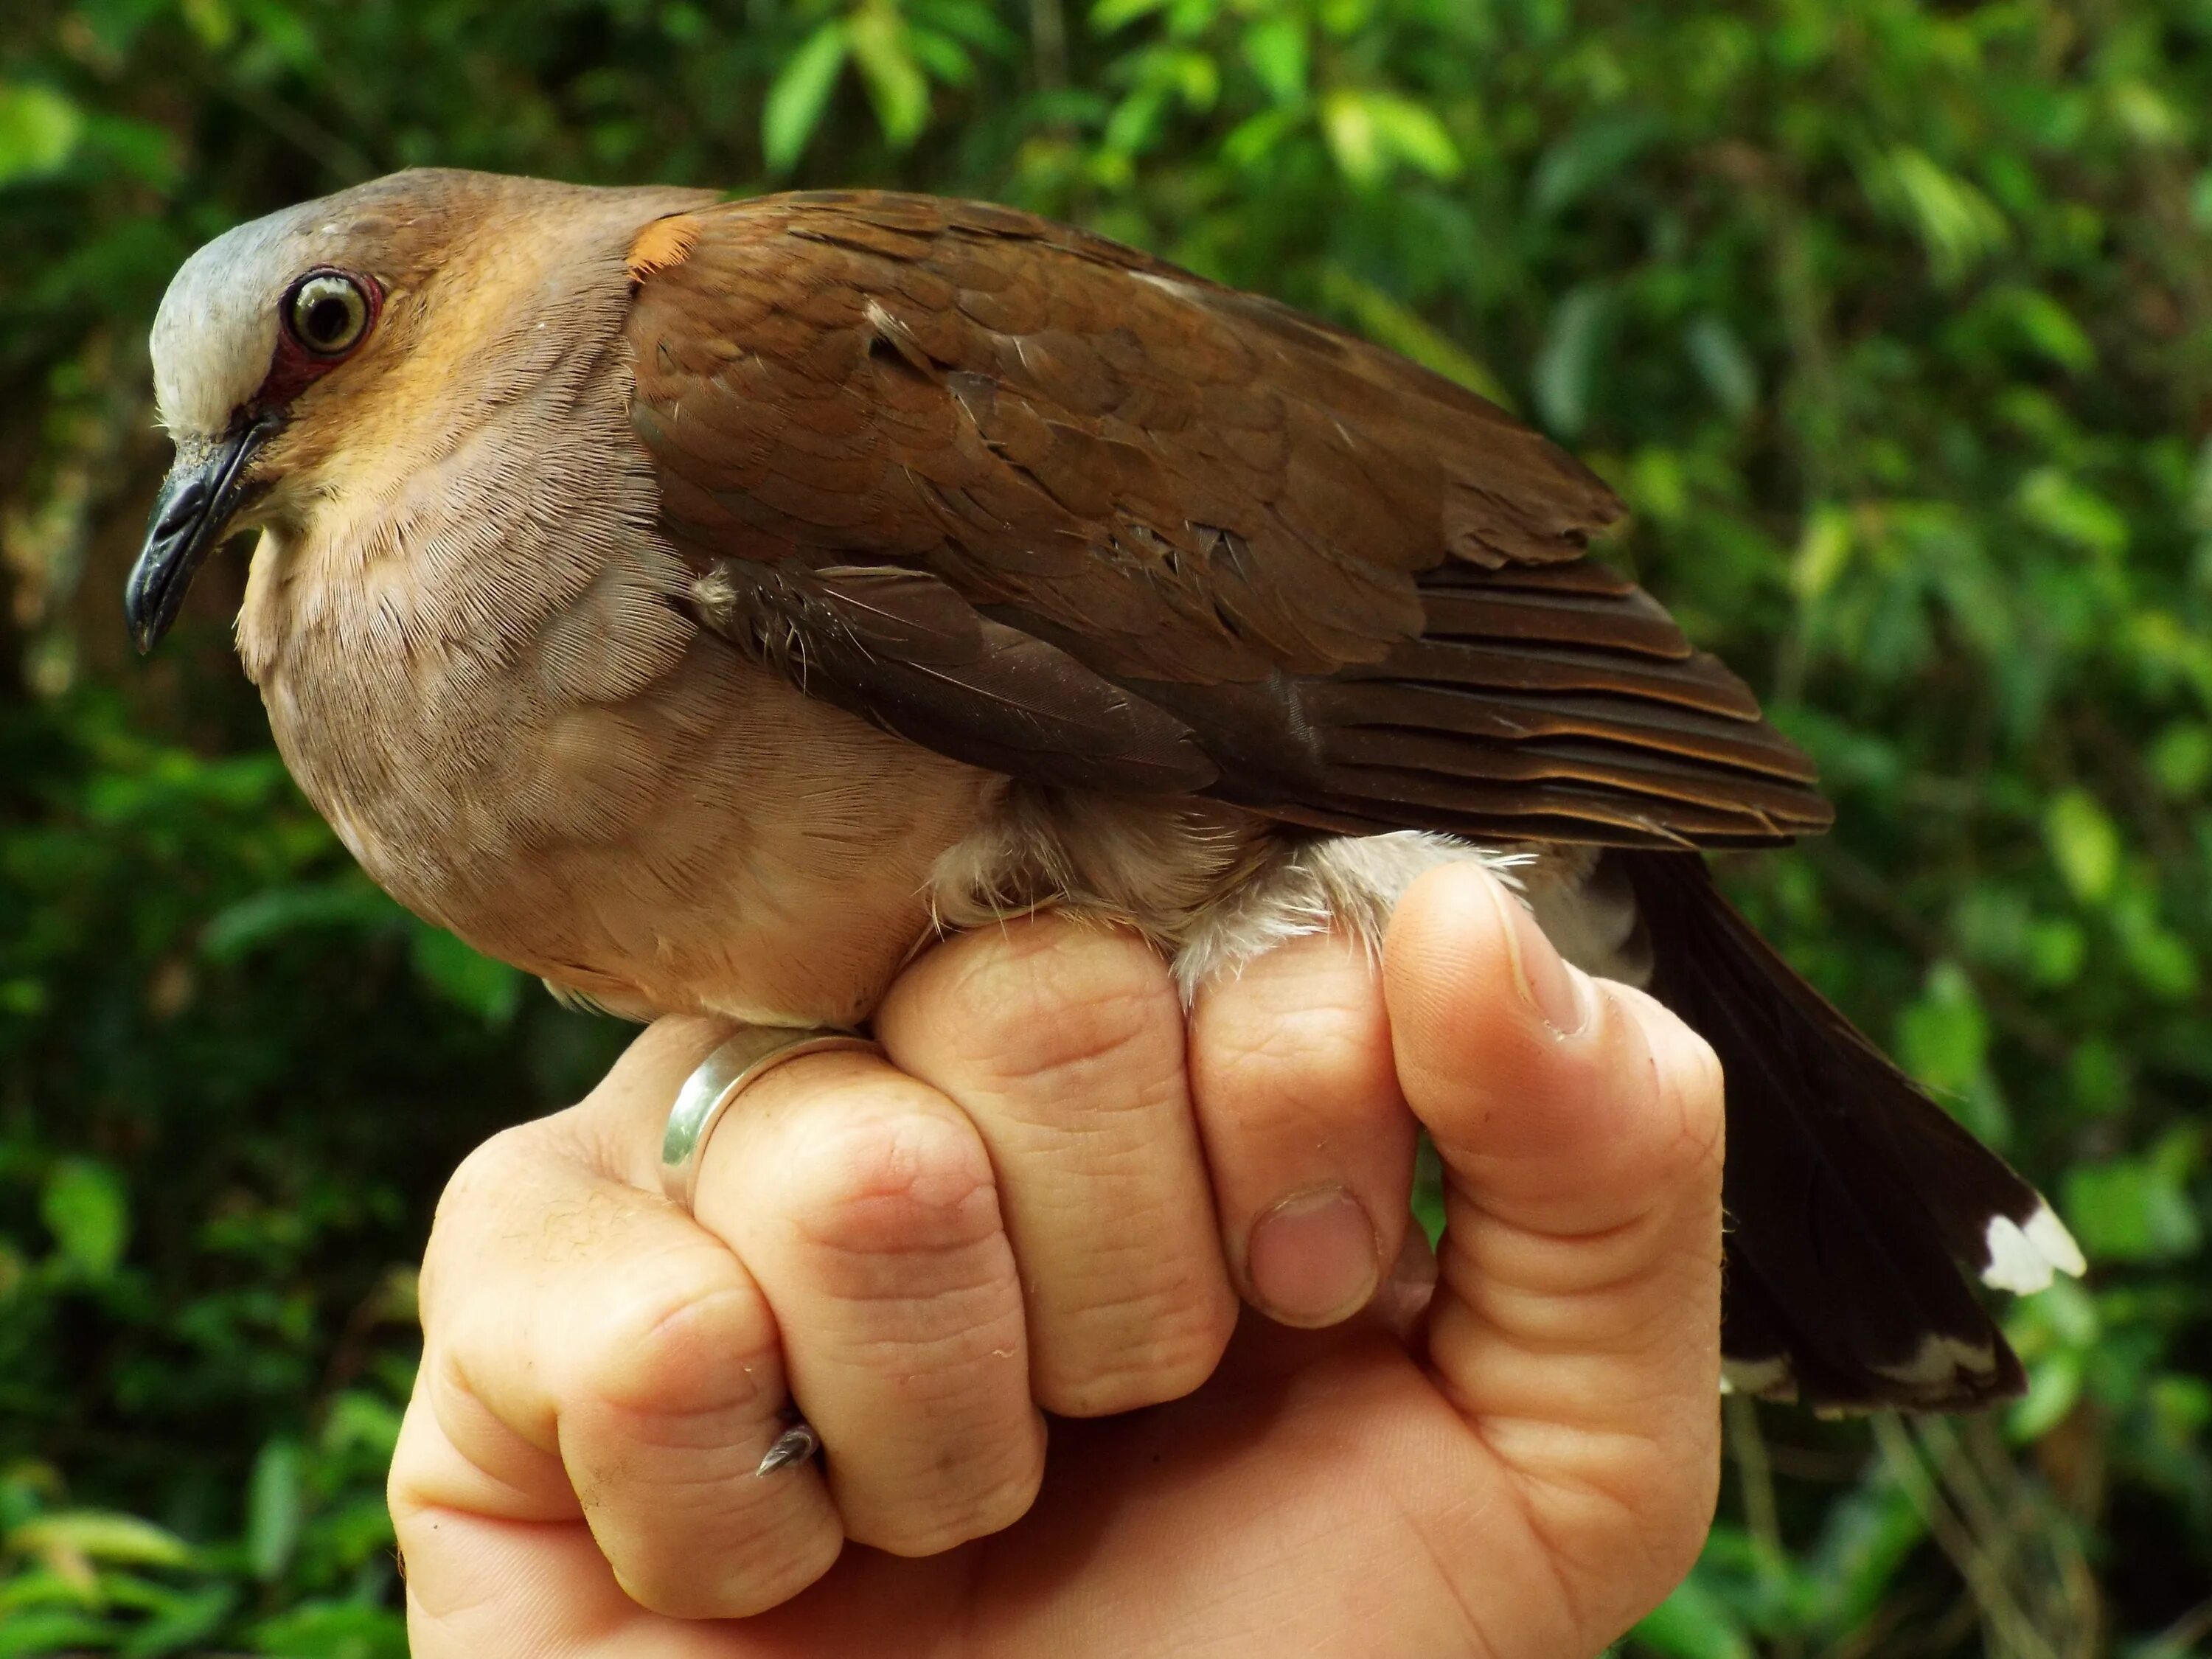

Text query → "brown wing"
[627,190,1830,848]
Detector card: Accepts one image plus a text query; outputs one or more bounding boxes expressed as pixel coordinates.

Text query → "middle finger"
[692,1047,1046,1557]
[877,917,1239,1418]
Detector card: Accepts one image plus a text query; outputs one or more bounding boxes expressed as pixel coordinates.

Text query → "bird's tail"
[1613,850,2083,1411]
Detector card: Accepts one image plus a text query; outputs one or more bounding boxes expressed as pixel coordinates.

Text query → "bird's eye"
[284,272,371,357]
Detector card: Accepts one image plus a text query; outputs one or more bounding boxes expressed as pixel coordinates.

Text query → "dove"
[126,167,2081,1411]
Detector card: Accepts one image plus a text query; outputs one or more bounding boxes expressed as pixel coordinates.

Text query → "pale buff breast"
[234,392,1001,1026]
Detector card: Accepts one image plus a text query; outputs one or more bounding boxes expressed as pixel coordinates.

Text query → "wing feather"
[626,192,1832,846]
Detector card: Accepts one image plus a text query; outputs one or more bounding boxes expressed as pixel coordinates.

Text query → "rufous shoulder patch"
[627,214,703,280]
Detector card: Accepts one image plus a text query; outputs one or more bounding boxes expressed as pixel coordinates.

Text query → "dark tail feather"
[1614,850,2083,1412]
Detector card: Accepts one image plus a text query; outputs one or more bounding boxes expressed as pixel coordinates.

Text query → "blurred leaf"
[2147,723,2212,799]
[1530,110,1660,216]
[2045,790,2121,904]
[0,1610,111,1659]
[7,1511,192,1570]
[1867,145,2011,285]
[1321,89,1457,184]
[2017,468,2130,557]
[201,877,402,961]
[1532,283,1613,438]
[0,85,83,186]
[762,21,851,173]
[849,10,932,149]
[1321,267,1515,406]
[2062,1133,2204,1263]
[407,926,523,1028]
[1632,1571,1754,1659]
[1242,17,1307,105]
[40,1161,128,1279]
[246,1439,305,1585]
[1686,314,1759,420]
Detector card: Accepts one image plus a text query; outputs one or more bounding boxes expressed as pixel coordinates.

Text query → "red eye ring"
[254,268,382,410]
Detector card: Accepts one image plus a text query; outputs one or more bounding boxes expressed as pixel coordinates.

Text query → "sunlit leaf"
[2045,789,2121,904]
[40,1161,128,1279]
[762,21,850,173]
[2062,1134,2204,1262]
[849,10,932,149]
[1321,267,1515,406]
[0,85,83,186]
[1242,16,1307,105]
[246,1440,304,1584]
[1632,1572,1754,1659]
[7,1512,192,1571]
[408,925,523,1028]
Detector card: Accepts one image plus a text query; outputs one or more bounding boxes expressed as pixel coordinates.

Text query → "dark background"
[2,1,2208,1654]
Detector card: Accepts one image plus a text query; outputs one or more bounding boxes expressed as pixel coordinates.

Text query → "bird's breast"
[246,518,1001,1026]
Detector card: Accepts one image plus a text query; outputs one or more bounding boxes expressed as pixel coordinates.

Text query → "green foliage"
[1,0,2208,1652]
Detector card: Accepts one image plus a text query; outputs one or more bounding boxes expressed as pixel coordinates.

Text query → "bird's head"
[126,168,706,654]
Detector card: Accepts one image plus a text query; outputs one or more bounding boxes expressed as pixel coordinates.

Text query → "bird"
[127,167,2083,1413]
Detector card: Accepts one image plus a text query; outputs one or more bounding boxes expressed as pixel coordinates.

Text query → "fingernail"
[1247,1185,1381,1328]
[1487,877,1587,1036]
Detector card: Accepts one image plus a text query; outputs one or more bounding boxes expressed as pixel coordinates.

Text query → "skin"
[389,863,1726,1657]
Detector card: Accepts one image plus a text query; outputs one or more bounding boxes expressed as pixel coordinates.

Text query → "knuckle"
[846,1433,1045,1558]
[566,1255,775,1419]
[937,925,1179,1088]
[418,1125,542,1321]
[781,1097,1002,1263]
[1035,1279,1234,1416]
[609,1508,841,1621]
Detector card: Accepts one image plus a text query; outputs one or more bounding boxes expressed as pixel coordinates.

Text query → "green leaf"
[1686,315,1758,419]
[2016,467,2129,557]
[408,925,523,1028]
[1868,145,2011,286]
[1530,111,1661,217]
[1242,17,1308,105]
[2062,1135,2203,1262]
[7,1511,192,1570]
[0,1610,113,1659]
[762,21,850,173]
[1320,88,1380,184]
[1532,284,1613,439]
[1090,0,1173,29]
[2045,789,2121,903]
[2148,723,2212,799]
[1321,267,1515,407]
[1363,93,1458,179]
[2008,1348,2083,1441]
[41,1160,128,1279]
[0,85,83,186]
[246,1439,305,1584]
[849,10,932,149]
[1895,961,1991,1102]
[1630,1571,1753,1659]
[201,877,403,962]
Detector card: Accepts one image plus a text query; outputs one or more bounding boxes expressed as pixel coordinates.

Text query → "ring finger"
[689,1046,1046,1557]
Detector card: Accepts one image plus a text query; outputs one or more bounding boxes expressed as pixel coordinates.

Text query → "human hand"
[390,863,1725,1657]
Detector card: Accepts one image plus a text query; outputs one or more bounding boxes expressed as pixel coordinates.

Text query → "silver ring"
[661,1026,877,1213]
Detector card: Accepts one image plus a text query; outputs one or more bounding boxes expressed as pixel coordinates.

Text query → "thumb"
[1384,861,1724,1636]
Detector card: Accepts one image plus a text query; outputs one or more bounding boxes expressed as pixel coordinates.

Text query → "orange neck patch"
[627,214,702,280]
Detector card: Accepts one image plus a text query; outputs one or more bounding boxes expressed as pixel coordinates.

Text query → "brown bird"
[128,168,2081,1411]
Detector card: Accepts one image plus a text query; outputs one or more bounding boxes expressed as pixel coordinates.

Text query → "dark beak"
[125,415,279,654]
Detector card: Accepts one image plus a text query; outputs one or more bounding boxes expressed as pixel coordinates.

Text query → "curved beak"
[125,415,279,654]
